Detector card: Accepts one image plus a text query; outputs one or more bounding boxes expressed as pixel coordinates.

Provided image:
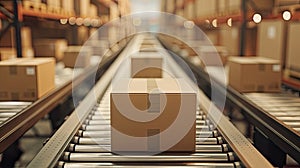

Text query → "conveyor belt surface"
[28,34,272,168]
[245,93,300,132]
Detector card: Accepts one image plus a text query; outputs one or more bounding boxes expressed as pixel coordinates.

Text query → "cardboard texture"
[257,20,286,67]
[286,23,300,72]
[62,46,91,68]
[228,57,281,93]
[111,78,196,152]
[131,52,163,78]
[33,39,67,61]
[0,58,55,101]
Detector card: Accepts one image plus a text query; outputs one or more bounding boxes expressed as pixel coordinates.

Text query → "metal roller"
[63,152,236,162]
[276,117,300,122]
[57,161,242,168]
[0,113,17,118]
[72,136,224,145]
[77,130,220,139]
[68,144,229,153]
[80,124,214,131]
[270,112,300,117]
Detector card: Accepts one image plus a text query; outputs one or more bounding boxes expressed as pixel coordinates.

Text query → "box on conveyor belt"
[228,56,281,93]
[0,58,55,101]
[131,52,163,78]
[33,39,67,61]
[111,78,196,153]
[62,46,91,68]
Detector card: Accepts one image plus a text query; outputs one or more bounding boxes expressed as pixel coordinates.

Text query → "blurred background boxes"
[33,39,67,61]
[62,46,92,68]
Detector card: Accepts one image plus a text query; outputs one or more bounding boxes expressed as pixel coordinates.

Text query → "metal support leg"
[13,0,22,58]
[254,128,286,167]
[239,0,247,56]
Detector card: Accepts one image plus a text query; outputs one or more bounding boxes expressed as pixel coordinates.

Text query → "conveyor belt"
[28,34,272,168]
[245,93,300,132]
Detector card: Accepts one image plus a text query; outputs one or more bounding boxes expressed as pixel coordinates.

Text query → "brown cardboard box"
[34,39,67,61]
[61,0,74,12]
[220,25,257,56]
[111,78,196,152]
[257,20,286,67]
[228,56,281,92]
[131,52,163,78]
[47,0,60,7]
[0,58,55,101]
[286,22,300,72]
[195,0,216,17]
[199,46,228,66]
[62,46,91,68]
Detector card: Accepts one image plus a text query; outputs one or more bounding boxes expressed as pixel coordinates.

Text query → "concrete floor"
[14,117,52,167]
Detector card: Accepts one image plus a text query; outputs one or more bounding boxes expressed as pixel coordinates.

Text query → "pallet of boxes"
[110,36,197,153]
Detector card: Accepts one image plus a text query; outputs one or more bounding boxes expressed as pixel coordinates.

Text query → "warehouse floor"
[15,118,52,167]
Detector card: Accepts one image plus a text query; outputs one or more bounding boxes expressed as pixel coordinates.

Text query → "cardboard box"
[131,52,163,78]
[62,46,91,68]
[220,25,257,56]
[286,22,300,72]
[61,0,74,12]
[111,78,196,152]
[228,56,281,92]
[198,46,228,66]
[0,58,55,101]
[33,39,67,61]
[47,0,60,7]
[257,20,286,67]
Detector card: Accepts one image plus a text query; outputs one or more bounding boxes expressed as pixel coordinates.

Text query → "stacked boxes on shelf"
[286,22,300,78]
[62,46,92,68]
[33,39,68,61]
[0,27,34,59]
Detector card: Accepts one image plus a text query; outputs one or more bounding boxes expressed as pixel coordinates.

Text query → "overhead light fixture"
[227,18,232,27]
[68,17,76,25]
[184,20,195,29]
[76,18,84,26]
[253,13,262,24]
[283,11,292,21]
[60,18,68,25]
[212,19,217,28]
[83,18,91,26]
